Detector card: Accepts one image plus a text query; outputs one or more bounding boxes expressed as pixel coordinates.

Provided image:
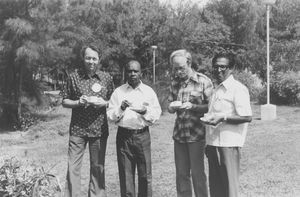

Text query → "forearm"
[93,99,109,108]
[167,105,176,114]
[224,115,252,124]
[143,105,162,123]
[62,99,80,108]
[107,105,124,122]
[191,104,208,114]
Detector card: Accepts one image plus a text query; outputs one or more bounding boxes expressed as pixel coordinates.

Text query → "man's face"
[212,57,231,84]
[126,61,141,86]
[172,56,191,80]
[83,47,99,74]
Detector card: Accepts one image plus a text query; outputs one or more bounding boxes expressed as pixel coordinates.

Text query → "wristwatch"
[223,114,227,122]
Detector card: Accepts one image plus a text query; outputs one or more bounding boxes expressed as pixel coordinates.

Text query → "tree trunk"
[17,62,24,124]
[1,53,18,129]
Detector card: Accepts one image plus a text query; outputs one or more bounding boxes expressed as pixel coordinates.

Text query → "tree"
[0,0,92,129]
[0,0,43,128]
[270,0,300,71]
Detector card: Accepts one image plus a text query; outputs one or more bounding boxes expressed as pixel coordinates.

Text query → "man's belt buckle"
[126,127,147,134]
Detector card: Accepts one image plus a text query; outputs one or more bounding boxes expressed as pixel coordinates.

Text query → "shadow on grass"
[33,112,66,122]
[0,127,15,133]
[0,108,66,133]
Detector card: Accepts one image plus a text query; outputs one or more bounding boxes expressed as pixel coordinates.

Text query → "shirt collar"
[174,70,199,87]
[189,70,199,83]
[125,81,144,91]
[220,74,235,90]
[78,68,101,80]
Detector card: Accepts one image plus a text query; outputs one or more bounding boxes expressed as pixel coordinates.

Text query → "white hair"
[169,49,192,66]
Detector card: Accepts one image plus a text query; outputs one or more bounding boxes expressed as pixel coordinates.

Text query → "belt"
[119,126,149,135]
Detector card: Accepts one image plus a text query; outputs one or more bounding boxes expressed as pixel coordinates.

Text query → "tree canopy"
[0,0,300,128]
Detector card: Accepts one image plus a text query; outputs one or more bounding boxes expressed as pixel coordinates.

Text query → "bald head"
[169,49,192,67]
[126,60,141,71]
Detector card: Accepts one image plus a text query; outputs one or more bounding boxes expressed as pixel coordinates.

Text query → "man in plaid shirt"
[168,49,213,197]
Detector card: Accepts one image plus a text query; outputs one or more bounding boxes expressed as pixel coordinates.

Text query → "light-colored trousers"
[65,135,107,197]
[205,145,240,197]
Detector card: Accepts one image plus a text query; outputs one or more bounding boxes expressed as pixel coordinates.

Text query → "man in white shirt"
[201,52,252,197]
[107,60,161,197]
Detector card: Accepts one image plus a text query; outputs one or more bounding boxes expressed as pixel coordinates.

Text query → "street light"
[151,45,157,84]
[261,0,277,120]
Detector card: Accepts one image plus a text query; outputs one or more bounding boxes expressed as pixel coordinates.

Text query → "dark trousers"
[65,135,107,197]
[116,127,152,197]
[205,145,240,197]
[174,140,208,197]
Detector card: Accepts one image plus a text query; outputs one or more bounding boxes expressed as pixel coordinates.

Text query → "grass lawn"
[1,104,300,197]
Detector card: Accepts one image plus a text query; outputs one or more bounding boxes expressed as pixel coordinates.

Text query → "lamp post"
[151,45,157,84]
[266,0,273,104]
[261,0,276,120]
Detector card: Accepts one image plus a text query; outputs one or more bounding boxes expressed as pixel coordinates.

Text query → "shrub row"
[151,70,300,110]
[236,70,300,106]
[269,71,300,105]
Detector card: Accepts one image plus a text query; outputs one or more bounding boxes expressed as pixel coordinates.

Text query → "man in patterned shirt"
[61,44,114,197]
[168,49,213,197]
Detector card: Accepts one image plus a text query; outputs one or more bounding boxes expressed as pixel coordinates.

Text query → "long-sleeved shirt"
[168,71,213,143]
[107,82,161,129]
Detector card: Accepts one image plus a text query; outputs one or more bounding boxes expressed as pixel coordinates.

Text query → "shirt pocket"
[141,95,152,107]
[213,91,234,113]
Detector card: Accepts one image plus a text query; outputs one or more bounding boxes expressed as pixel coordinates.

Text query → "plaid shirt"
[168,71,213,143]
[60,69,114,137]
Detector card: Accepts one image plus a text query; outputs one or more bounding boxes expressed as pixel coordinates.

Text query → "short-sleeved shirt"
[206,75,252,147]
[168,71,213,143]
[60,69,114,137]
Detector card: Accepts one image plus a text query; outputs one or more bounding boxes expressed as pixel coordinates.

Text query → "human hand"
[180,102,193,110]
[79,95,89,107]
[200,113,223,126]
[120,100,131,111]
[130,105,147,115]
[88,96,107,108]
[169,101,182,111]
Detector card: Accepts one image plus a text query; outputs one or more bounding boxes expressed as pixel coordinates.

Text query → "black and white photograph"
[0,0,299,196]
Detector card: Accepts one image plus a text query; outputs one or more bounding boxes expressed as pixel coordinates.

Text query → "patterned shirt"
[168,71,213,143]
[60,69,114,137]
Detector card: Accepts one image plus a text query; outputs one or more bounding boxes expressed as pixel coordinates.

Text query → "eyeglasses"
[213,64,228,71]
[84,56,99,61]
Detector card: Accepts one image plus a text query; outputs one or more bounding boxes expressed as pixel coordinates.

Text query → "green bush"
[233,70,263,102]
[12,111,39,131]
[269,71,300,105]
[0,158,62,197]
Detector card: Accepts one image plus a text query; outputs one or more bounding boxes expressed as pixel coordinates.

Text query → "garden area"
[1,104,300,196]
[0,0,300,196]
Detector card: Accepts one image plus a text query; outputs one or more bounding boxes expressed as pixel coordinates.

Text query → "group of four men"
[61,45,252,197]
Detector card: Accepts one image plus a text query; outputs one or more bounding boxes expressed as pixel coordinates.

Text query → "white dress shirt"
[107,82,162,129]
[206,75,252,147]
